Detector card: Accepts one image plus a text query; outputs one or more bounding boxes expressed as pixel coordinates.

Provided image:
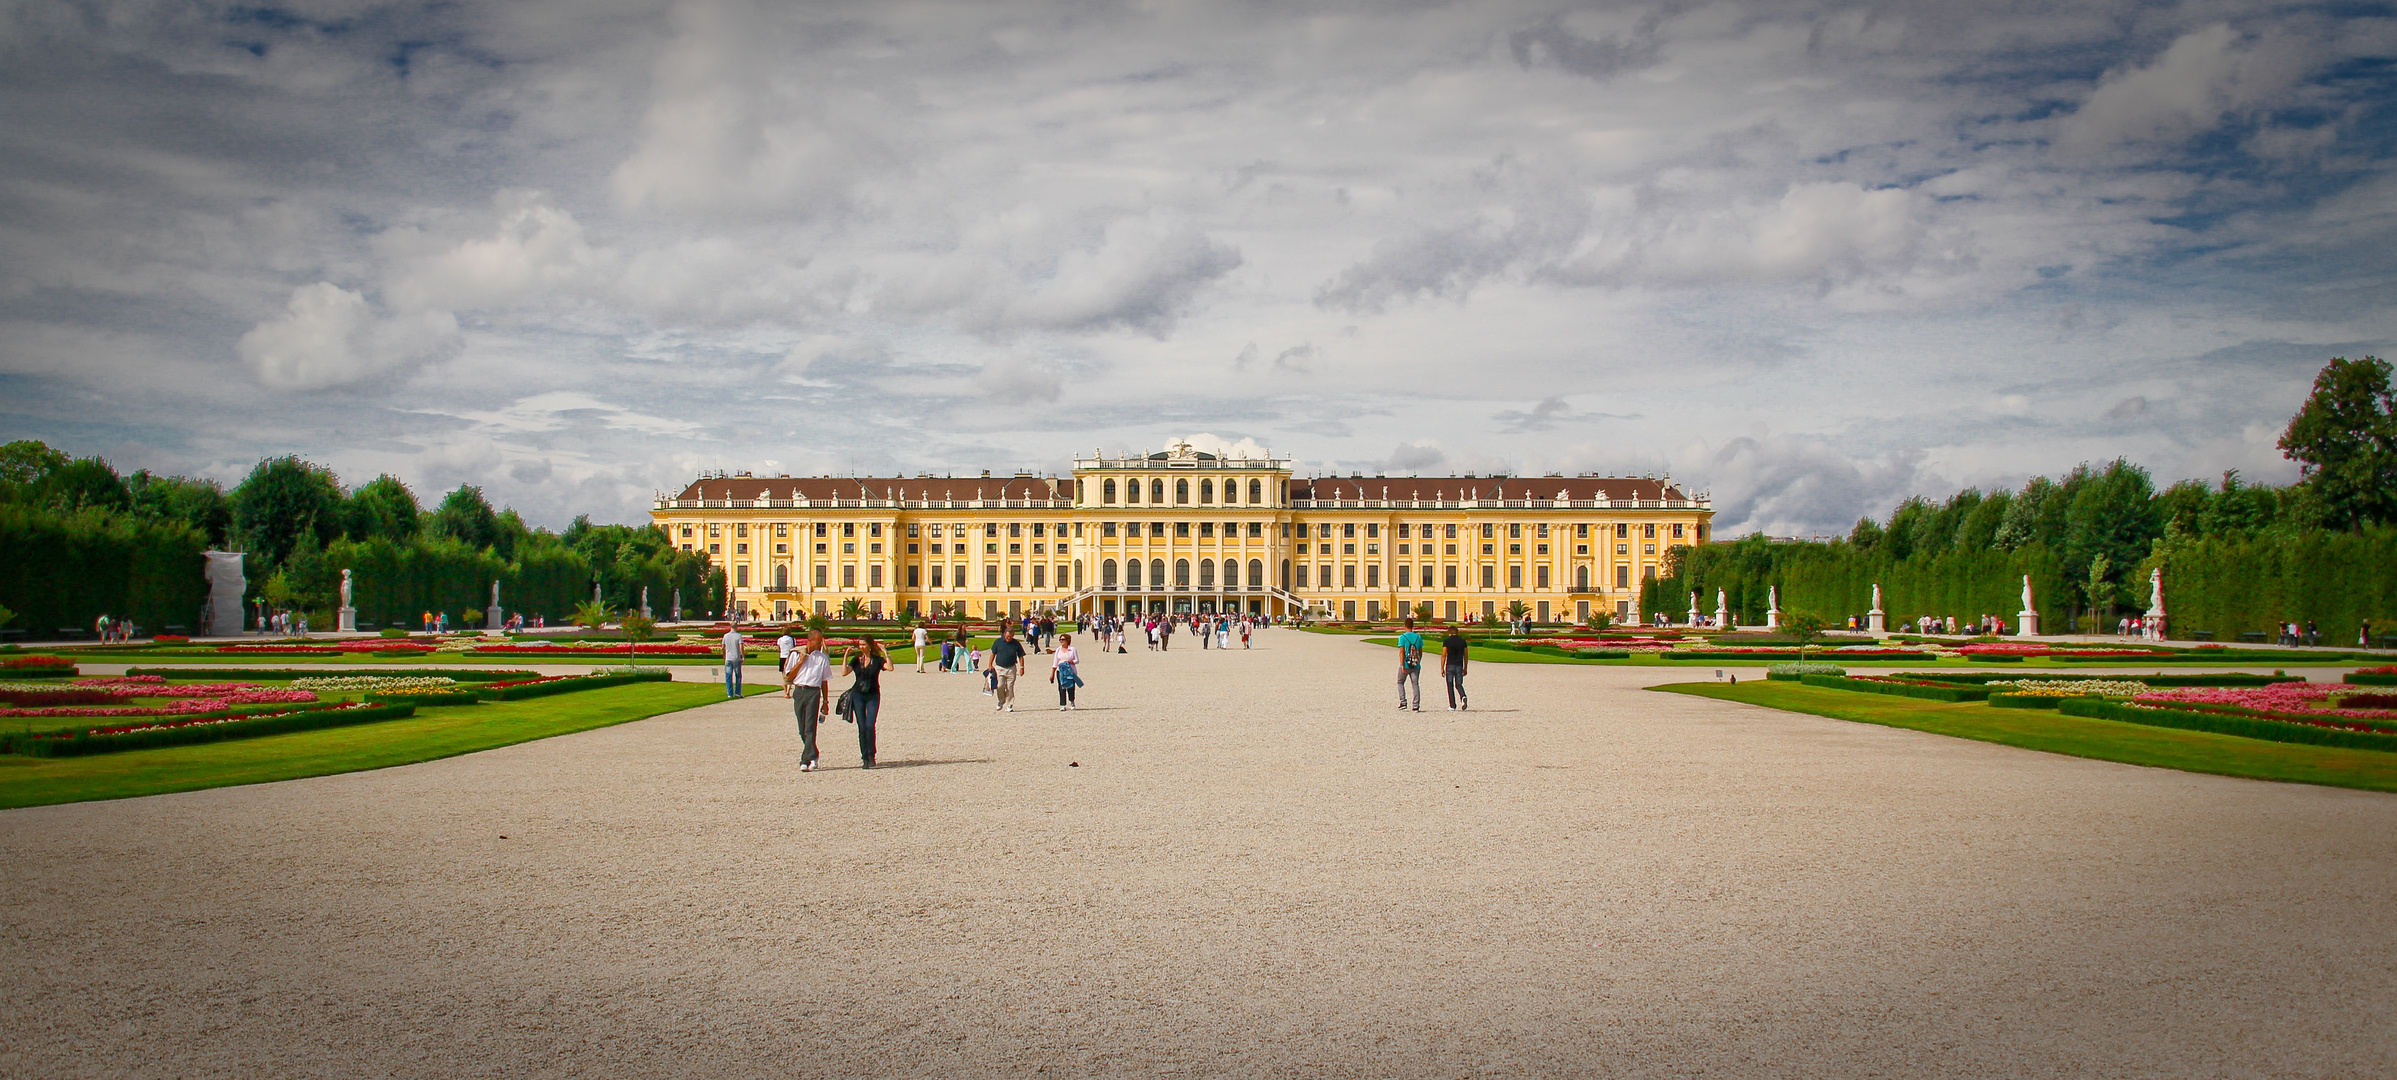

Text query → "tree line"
[1642,356,2397,642]
[0,444,722,636]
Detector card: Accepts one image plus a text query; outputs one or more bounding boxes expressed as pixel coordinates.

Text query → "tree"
[344,474,421,543]
[0,439,69,490]
[130,471,232,546]
[1413,602,1433,622]
[572,599,615,630]
[2061,458,2158,603]
[622,610,656,655]
[1504,599,1531,624]
[29,456,130,514]
[1780,612,1826,662]
[2279,355,2397,530]
[428,485,502,553]
[838,597,867,621]
[230,456,345,568]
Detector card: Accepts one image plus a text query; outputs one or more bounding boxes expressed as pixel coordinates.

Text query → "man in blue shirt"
[721,624,747,699]
[1395,619,1424,712]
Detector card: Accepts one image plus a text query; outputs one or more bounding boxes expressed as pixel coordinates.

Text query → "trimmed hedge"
[2057,696,2397,753]
[1894,671,2303,688]
[483,669,673,701]
[1570,649,1631,660]
[2347,673,2397,687]
[364,687,485,707]
[4,702,417,758]
[124,667,536,682]
[1799,674,1993,702]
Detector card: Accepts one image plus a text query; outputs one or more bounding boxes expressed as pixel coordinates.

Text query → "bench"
[2187,630,2216,641]
[2238,631,2268,644]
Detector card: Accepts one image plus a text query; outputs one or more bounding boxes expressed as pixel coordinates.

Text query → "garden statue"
[484,579,504,634]
[2145,566,2166,640]
[671,588,682,623]
[1866,583,1887,635]
[1715,588,1730,631]
[337,568,357,633]
[2016,574,2041,637]
[1766,585,1781,630]
[641,586,651,618]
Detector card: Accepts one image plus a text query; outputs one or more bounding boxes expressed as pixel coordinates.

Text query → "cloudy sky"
[2,0,2391,535]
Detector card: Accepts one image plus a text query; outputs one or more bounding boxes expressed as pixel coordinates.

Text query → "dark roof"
[1292,477,1690,502]
[672,476,1076,502]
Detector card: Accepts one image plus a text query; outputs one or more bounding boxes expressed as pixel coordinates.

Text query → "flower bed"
[1798,674,1993,702]
[125,667,535,682]
[2130,684,2397,725]
[2349,666,2397,687]
[364,686,485,706]
[291,675,459,692]
[1766,662,1846,679]
[470,643,721,656]
[0,701,417,758]
[2058,697,2397,752]
[0,655,76,677]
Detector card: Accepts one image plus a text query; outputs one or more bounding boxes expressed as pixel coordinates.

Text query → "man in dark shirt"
[988,625,1027,712]
[1441,626,1471,711]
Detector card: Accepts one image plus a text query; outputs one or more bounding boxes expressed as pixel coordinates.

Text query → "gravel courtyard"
[5,629,2394,1078]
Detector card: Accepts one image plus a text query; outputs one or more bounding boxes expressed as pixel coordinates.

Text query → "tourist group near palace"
[650,442,1712,624]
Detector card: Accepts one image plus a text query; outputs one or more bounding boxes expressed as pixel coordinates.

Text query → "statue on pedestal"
[2016,573,2041,637]
[485,578,504,634]
[337,568,357,633]
[1867,583,1888,635]
[1715,587,1730,631]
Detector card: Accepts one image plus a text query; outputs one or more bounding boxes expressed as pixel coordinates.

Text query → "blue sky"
[1,0,2391,534]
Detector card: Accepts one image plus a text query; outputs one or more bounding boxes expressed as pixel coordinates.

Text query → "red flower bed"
[2357,666,2397,676]
[153,635,190,644]
[2,655,76,669]
[470,643,717,655]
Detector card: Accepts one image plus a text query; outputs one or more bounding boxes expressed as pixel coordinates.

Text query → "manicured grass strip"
[2055,697,2397,753]
[1655,681,2397,793]
[0,681,771,810]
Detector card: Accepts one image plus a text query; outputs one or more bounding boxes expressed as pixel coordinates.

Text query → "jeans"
[1444,666,1468,709]
[1058,681,1076,706]
[854,693,880,764]
[724,662,743,698]
[1397,666,1420,708]
[792,684,823,765]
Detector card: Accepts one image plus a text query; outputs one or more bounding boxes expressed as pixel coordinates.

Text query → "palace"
[649,442,1712,624]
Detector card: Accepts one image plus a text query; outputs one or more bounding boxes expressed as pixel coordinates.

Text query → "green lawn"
[1657,680,2397,792]
[1354,637,2370,672]
[0,681,768,810]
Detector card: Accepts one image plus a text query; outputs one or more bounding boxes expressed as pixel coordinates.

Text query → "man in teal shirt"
[1395,619,1425,712]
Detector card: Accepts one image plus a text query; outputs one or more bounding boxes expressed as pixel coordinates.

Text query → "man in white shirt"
[776,628,797,697]
[912,623,930,673]
[721,624,747,699]
[790,632,833,771]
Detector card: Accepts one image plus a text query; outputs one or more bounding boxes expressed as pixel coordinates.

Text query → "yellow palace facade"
[650,442,1712,624]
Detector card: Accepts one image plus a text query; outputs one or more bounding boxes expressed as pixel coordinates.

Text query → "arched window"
[1073,560,1084,589]
[1199,559,1215,587]
[1280,559,1292,589]
[1151,559,1166,587]
[1221,559,1238,587]
[1103,559,1119,587]
[1249,559,1263,589]
[1126,559,1142,588]
[1576,565,1590,591]
[1175,479,1190,504]
[1174,558,1191,586]
[1126,479,1140,503]
[775,564,788,590]
[1199,479,1213,503]
[1103,479,1117,504]
[1249,479,1263,504]
[1151,479,1165,503]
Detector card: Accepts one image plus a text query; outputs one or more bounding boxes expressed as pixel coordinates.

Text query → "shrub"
[380,627,409,638]
[1767,662,1847,679]
[364,687,483,706]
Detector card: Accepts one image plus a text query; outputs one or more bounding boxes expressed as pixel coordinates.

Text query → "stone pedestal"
[1765,609,1780,630]
[1866,608,1887,635]
[485,605,504,631]
[1715,605,1731,631]
[338,607,357,633]
[2016,609,2040,636]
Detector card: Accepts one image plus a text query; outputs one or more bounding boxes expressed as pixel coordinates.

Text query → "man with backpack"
[1395,619,1424,712]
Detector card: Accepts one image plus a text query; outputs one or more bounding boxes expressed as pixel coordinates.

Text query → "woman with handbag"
[1050,634,1082,710]
[845,637,890,768]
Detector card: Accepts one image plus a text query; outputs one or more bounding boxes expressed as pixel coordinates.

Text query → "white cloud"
[237,283,461,390]
[383,192,614,312]
[2059,24,2314,155]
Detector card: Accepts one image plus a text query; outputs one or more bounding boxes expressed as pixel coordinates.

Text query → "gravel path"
[6,629,2394,1078]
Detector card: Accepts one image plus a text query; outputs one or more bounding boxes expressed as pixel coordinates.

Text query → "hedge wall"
[0,505,209,637]
[2137,526,2397,647]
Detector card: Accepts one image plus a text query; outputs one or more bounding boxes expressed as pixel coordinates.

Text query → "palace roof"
[667,473,1693,506]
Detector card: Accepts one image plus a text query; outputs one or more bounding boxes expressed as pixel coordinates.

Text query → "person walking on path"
[1441,624,1471,711]
[790,632,832,771]
[1395,619,1425,712]
[988,624,1027,712]
[722,624,747,699]
[912,623,929,672]
[1051,634,1082,710]
[845,638,889,768]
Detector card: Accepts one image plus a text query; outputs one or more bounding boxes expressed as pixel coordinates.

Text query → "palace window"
[843,523,855,537]
[1126,479,1139,503]
[1508,523,1520,538]
[1199,479,1213,503]
[1399,565,1412,588]
[1176,479,1190,504]
[736,565,749,587]
[931,565,944,588]
[1174,559,1190,586]
[1295,564,1308,588]
[1102,522,1117,537]
[1643,523,1656,538]
[1176,522,1190,537]
[708,524,721,537]
[776,565,789,590]
[1536,544,1547,555]
[1366,565,1379,587]
[681,525,693,537]
[1151,479,1165,503]
[1536,524,1548,538]
[815,565,827,587]
[1615,523,1629,538]
[1248,521,1263,537]
[1126,559,1142,587]
[907,565,919,587]
[1009,523,1022,537]
[905,524,917,538]
[1104,479,1118,503]
[1420,564,1432,587]
[869,523,882,538]
[1248,558,1264,586]
[1249,479,1263,503]
[842,565,856,588]
[1445,566,1458,588]
[1199,559,1214,587]
[1032,522,1045,537]
[1151,559,1166,586]
[1343,566,1357,587]
[1199,522,1214,537]
[1576,566,1590,590]
[1103,559,1118,587]
[1032,566,1044,588]
[870,565,883,588]
[986,566,999,588]
[1672,523,1685,538]
[1445,524,1458,539]
[1280,560,1291,589]
[736,523,749,538]
[1481,524,1495,539]
[735,543,748,554]
[1577,523,1590,538]
[1617,565,1631,588]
